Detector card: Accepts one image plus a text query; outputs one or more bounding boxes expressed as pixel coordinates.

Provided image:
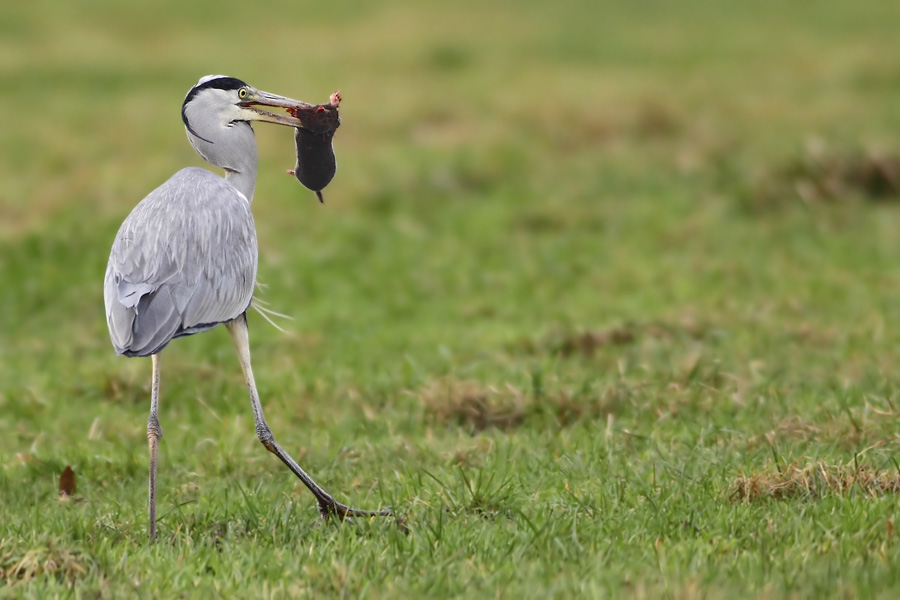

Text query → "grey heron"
[104,75,392,541]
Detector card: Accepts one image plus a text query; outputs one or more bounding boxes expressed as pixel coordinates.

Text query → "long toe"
[318,499,394,520]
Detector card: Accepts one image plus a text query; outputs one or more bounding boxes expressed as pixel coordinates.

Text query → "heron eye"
[238,88,249,99]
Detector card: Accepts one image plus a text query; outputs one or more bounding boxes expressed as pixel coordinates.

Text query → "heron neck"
[186,121,259,203]
[225,168,257,204]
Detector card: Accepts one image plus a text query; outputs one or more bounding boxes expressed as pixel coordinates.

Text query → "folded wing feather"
[104,168,258,357]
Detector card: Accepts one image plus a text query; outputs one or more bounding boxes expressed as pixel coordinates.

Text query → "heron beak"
[241,91,316,128]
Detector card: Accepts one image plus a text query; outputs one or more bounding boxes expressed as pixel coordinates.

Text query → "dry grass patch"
[419,380,526,432]
[552,327,636,359]
[746,395,900,451]
[732,462,900,502]
[544,318,710,359]
[418,378,625,432]
[746,145,900,211]
[0,542,92,586]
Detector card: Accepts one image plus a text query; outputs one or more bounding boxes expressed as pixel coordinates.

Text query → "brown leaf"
[59,465,76,498]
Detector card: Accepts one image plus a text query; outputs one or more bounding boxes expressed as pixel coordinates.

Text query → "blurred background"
[5,2,900,592]
[2,0,900,461]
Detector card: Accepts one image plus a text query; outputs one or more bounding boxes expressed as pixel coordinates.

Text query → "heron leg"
[147,352,163,542]
[225,313,393,521]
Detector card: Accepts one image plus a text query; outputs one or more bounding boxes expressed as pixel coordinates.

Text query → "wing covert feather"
[104,167,258,356]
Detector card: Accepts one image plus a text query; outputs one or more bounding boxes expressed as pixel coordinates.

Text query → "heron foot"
[318,499,409,534]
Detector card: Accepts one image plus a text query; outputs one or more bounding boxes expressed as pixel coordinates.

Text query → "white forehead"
[197,74,230,86]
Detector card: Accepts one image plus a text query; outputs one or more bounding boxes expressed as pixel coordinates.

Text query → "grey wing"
[104,168,258,357]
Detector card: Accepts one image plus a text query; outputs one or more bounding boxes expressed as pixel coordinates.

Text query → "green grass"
[3,0,900,597]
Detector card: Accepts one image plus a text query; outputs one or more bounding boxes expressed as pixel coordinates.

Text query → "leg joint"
[147,414,163,440]
[256,425,276,452]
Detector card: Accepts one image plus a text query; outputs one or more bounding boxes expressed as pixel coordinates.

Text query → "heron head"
[181,75,316,144]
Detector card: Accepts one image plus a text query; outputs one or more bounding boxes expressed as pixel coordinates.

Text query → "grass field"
[3,0,900,597]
